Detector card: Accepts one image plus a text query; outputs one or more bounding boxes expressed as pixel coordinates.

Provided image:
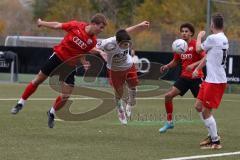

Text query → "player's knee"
[165,93,173,101]
[194,102,202,112]
[202,109,212,119]
[32,72,47,86]
[61,95,70,102]
[31,80,41,86]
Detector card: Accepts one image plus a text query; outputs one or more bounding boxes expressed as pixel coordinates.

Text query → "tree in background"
[91,0,144,27]
[0,20,5,35]
[0,0,33,37]
[33,0,57,19]
[133,0,207,51]
[1,0,240,51]
[213,0,240,40]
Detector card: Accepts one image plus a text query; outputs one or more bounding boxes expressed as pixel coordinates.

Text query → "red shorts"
[107,65,138,90]
[197,81,226,109]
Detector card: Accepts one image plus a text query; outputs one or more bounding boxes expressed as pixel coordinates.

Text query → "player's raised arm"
[196,31,206,53]
[37,18,62,29]
[125,21,150,35]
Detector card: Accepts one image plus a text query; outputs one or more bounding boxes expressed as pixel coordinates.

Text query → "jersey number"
[221,49,228,65]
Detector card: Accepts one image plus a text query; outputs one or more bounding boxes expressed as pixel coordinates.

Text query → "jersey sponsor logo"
[188,47,193,51]
[73,36,87,49]
[181,53,192,60]
[87,39,93,45]
[206,101,210,105]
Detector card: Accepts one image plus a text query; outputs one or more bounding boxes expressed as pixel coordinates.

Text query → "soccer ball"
[172,39,188,54]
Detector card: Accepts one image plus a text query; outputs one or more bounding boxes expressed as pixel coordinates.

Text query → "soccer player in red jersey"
[159,23,206,133]
[11,13,107,128]
[193,13,228,149]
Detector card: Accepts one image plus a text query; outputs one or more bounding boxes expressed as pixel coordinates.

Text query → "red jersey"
[174,39,205,79]
[54,21,97,66]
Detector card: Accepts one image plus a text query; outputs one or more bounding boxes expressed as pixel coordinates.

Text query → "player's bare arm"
[196,31,206,53]
[125,21,150,35]
[89,47,103,54]
[37,18,62,29]
[186,59,202,71]
[160,59,179,73]
[192,55,207,78]
[89,47,107,62]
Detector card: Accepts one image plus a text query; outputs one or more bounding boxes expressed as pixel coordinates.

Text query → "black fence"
[0,46,239,84]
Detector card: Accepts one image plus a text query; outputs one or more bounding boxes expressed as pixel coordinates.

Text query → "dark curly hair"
[180,23,195,37]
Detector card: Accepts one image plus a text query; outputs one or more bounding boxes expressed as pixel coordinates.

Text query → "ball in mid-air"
[172,39,188,54]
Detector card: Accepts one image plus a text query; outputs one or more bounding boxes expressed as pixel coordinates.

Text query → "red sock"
[165,101,173,121]
[21,82,38,100]
[53,96,66,111]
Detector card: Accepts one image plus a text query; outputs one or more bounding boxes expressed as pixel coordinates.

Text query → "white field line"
[161,151,240,160]
[0,97,239,102]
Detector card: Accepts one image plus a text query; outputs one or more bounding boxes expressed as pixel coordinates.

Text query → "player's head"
[116,29,132,49]
[180,23,195,41]
[211,13,224,32]
[90,13,107,35]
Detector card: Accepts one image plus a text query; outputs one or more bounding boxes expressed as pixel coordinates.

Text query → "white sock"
[198,112,211,137]
[167,120,172,124]
[115,98,122,109]
[128,88,136,106]
[18,98,25,106]
[199,112,210,137]
[50,107,55,115]
[204,116,219,142]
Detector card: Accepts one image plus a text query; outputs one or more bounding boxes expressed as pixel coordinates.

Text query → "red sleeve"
[173,53,181,60]
[61,20,78,31]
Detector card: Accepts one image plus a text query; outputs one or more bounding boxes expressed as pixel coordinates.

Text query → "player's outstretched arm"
[37,18,62,29]
[192,55,207,78]
[196,31,206,53]
[125,21,150,35]
[160,59,179,73]
[186,60,202,71]
[90,47,107,62]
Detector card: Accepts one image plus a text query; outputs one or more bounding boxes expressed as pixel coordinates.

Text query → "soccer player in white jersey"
[193,13,228,149]
[95,21,150,125]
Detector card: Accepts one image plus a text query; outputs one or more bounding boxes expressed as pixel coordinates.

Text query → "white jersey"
[96,36,133,71]
[201,32,229,83]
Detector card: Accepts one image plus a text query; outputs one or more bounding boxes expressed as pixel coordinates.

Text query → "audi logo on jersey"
[73,36,87,49]
[181,54,192,59]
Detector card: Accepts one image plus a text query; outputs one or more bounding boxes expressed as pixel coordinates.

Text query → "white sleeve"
[96,37,116,50]
[201,36,214,52]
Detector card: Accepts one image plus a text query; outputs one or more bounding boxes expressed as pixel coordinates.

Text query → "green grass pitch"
[0,83,239,160]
